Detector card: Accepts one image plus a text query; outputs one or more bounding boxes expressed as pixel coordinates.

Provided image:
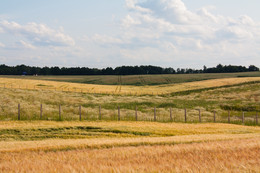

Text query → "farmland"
[0,73,259,172]
[1,71,260,85]
[0,75,259,122]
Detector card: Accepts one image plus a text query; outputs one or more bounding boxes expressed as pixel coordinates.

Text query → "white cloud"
[239,15,255,26]
[0,20,75,47]
[17,40,36,49]
[0,42,5,48]
[92,34,123,44]
[126,0,152,13]
[122,15,141,28]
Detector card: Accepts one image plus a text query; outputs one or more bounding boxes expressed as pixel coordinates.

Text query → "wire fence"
[1,103,258,126]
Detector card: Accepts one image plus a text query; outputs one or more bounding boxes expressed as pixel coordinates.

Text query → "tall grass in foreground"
[0,138,259,172]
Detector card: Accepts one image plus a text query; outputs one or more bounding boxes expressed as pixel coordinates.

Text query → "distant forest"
[0,64,259,75]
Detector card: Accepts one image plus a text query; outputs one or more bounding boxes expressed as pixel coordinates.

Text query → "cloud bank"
[113,0,260,67]
[0,20,75,47]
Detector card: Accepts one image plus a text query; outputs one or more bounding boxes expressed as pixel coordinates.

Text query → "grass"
[0,77,259,124]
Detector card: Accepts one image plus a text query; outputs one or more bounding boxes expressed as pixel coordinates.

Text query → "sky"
[0,0,260,69]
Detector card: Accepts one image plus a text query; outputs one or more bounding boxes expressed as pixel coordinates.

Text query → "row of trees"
[0,64,258,75]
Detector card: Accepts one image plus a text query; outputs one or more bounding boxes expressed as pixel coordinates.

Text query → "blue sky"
[0,0,260,68]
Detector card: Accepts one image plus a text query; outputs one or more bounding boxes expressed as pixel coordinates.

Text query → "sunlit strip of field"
[0,77,259,95]
[1,121,260,134]
[0,121,260,152]
[1,133,259,153]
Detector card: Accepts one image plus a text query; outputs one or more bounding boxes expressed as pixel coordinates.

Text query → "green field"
[1,71,260,85]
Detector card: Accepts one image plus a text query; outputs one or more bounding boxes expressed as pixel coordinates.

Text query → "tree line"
[0,64,258,75]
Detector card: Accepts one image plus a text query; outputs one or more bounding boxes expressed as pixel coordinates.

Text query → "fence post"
[184,109,187,123]
[242,112,245,125]
[214,111,216,123]
[199,109,201,123]
[98,105,101,120]
[59,105,61,121]
[228,111,230,123]
[79,105,82,121]
[256,112,258,125]
[154,107,156,121]
[118,106,120,121]
[18,104,20,120]
[170,108,173,121]
[135,106,138,121]
[40,104,43,119]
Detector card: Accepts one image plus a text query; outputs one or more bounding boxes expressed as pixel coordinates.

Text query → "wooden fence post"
[242,112,245,125]
[228,111,230,123]
[184,109,187,123]
[154,107,156,121]
[79,105,82,121]
[170,108,173,121]
[199,109,201,123]
[99,105,101,120]
[135,106,138,121]
[18,104,20,120]
[256,112,258,125]
[214,111,216,123]
[118,106,120,121]
[40,104,43,119]
[59,105,61,121]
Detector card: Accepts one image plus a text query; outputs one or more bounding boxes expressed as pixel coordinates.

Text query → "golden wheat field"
[0,77,260,95]
[0,75,259,172]
[0,121,260,172]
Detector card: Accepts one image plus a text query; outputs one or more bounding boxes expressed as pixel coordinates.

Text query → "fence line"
[8,103,258,126]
